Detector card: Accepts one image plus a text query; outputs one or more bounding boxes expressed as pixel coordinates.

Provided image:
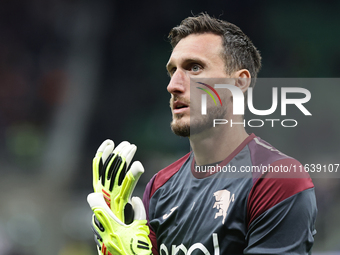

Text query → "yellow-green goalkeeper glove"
[88,140,152,255]
[92,139,141,223]
[87,193,152,255]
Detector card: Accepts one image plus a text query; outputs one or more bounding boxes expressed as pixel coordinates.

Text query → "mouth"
[173,101,189,114]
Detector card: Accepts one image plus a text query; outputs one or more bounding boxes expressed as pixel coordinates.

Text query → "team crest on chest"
[213,189,235,224]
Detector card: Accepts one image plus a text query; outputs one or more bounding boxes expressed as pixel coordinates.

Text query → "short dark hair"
[168,13,261,86]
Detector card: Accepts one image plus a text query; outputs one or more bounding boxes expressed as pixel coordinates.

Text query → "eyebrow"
[166,57,206,74]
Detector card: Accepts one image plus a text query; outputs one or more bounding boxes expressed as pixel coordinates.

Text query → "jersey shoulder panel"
[143,152,191,223]
[248,136,291,167]
[247,157,315,227]
[149,152,191,198]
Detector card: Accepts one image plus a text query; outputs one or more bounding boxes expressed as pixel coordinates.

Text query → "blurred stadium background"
[0,0,339,254]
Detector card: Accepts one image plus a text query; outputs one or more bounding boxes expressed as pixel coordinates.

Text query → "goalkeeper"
[88,13,317,255]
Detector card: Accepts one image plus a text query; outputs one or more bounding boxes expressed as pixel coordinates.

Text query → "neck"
[189,119,249,166]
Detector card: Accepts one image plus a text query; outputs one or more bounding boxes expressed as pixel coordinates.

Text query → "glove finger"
[96,139,114,155]
[119,161,144,202]
[107,153,124,189]
[99,144,115,186]
[128,160,144,179]
[91,215,103,241]
[93,235,101,252]
[103,141,130,186]
[101,143,129,186]
[105,142,137,188]
[101,143,115,164]
[92,139,114,191]
[92,155,101,190]
[93,140,114,190]
[119,144,137,169]
[113,141,138,167]
[93,215,105,232]
[87,192,125,226]
[113,141,131,155]
[107,143,137,188]
[90,214,104,251]
[131,196,146,221]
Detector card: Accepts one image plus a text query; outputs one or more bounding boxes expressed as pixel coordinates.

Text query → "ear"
[233,69,251,93]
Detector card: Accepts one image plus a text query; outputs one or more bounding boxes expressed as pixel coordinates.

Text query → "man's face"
[166,33,231,137]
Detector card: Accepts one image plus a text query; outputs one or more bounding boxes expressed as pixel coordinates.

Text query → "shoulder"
[142,152,191,206]
[245,135,316,224]
[150,152,191,197]
[247,136,292,167]
[247,157,315,227]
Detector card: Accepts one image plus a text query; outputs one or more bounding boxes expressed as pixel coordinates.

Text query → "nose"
[167,69,188,95]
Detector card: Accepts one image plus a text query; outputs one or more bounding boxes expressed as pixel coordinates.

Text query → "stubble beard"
[170,105,227,137]
[170,113,190,137]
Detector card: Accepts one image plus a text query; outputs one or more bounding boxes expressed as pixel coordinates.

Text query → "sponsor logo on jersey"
[213,189,235,224]
[159,233,220,255]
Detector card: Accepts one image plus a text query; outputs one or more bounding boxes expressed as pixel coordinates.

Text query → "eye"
[168,67,176,77]
[191,64,202,72]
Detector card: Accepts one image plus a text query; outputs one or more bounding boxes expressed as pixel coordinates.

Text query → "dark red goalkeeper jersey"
[143,133,317,255]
